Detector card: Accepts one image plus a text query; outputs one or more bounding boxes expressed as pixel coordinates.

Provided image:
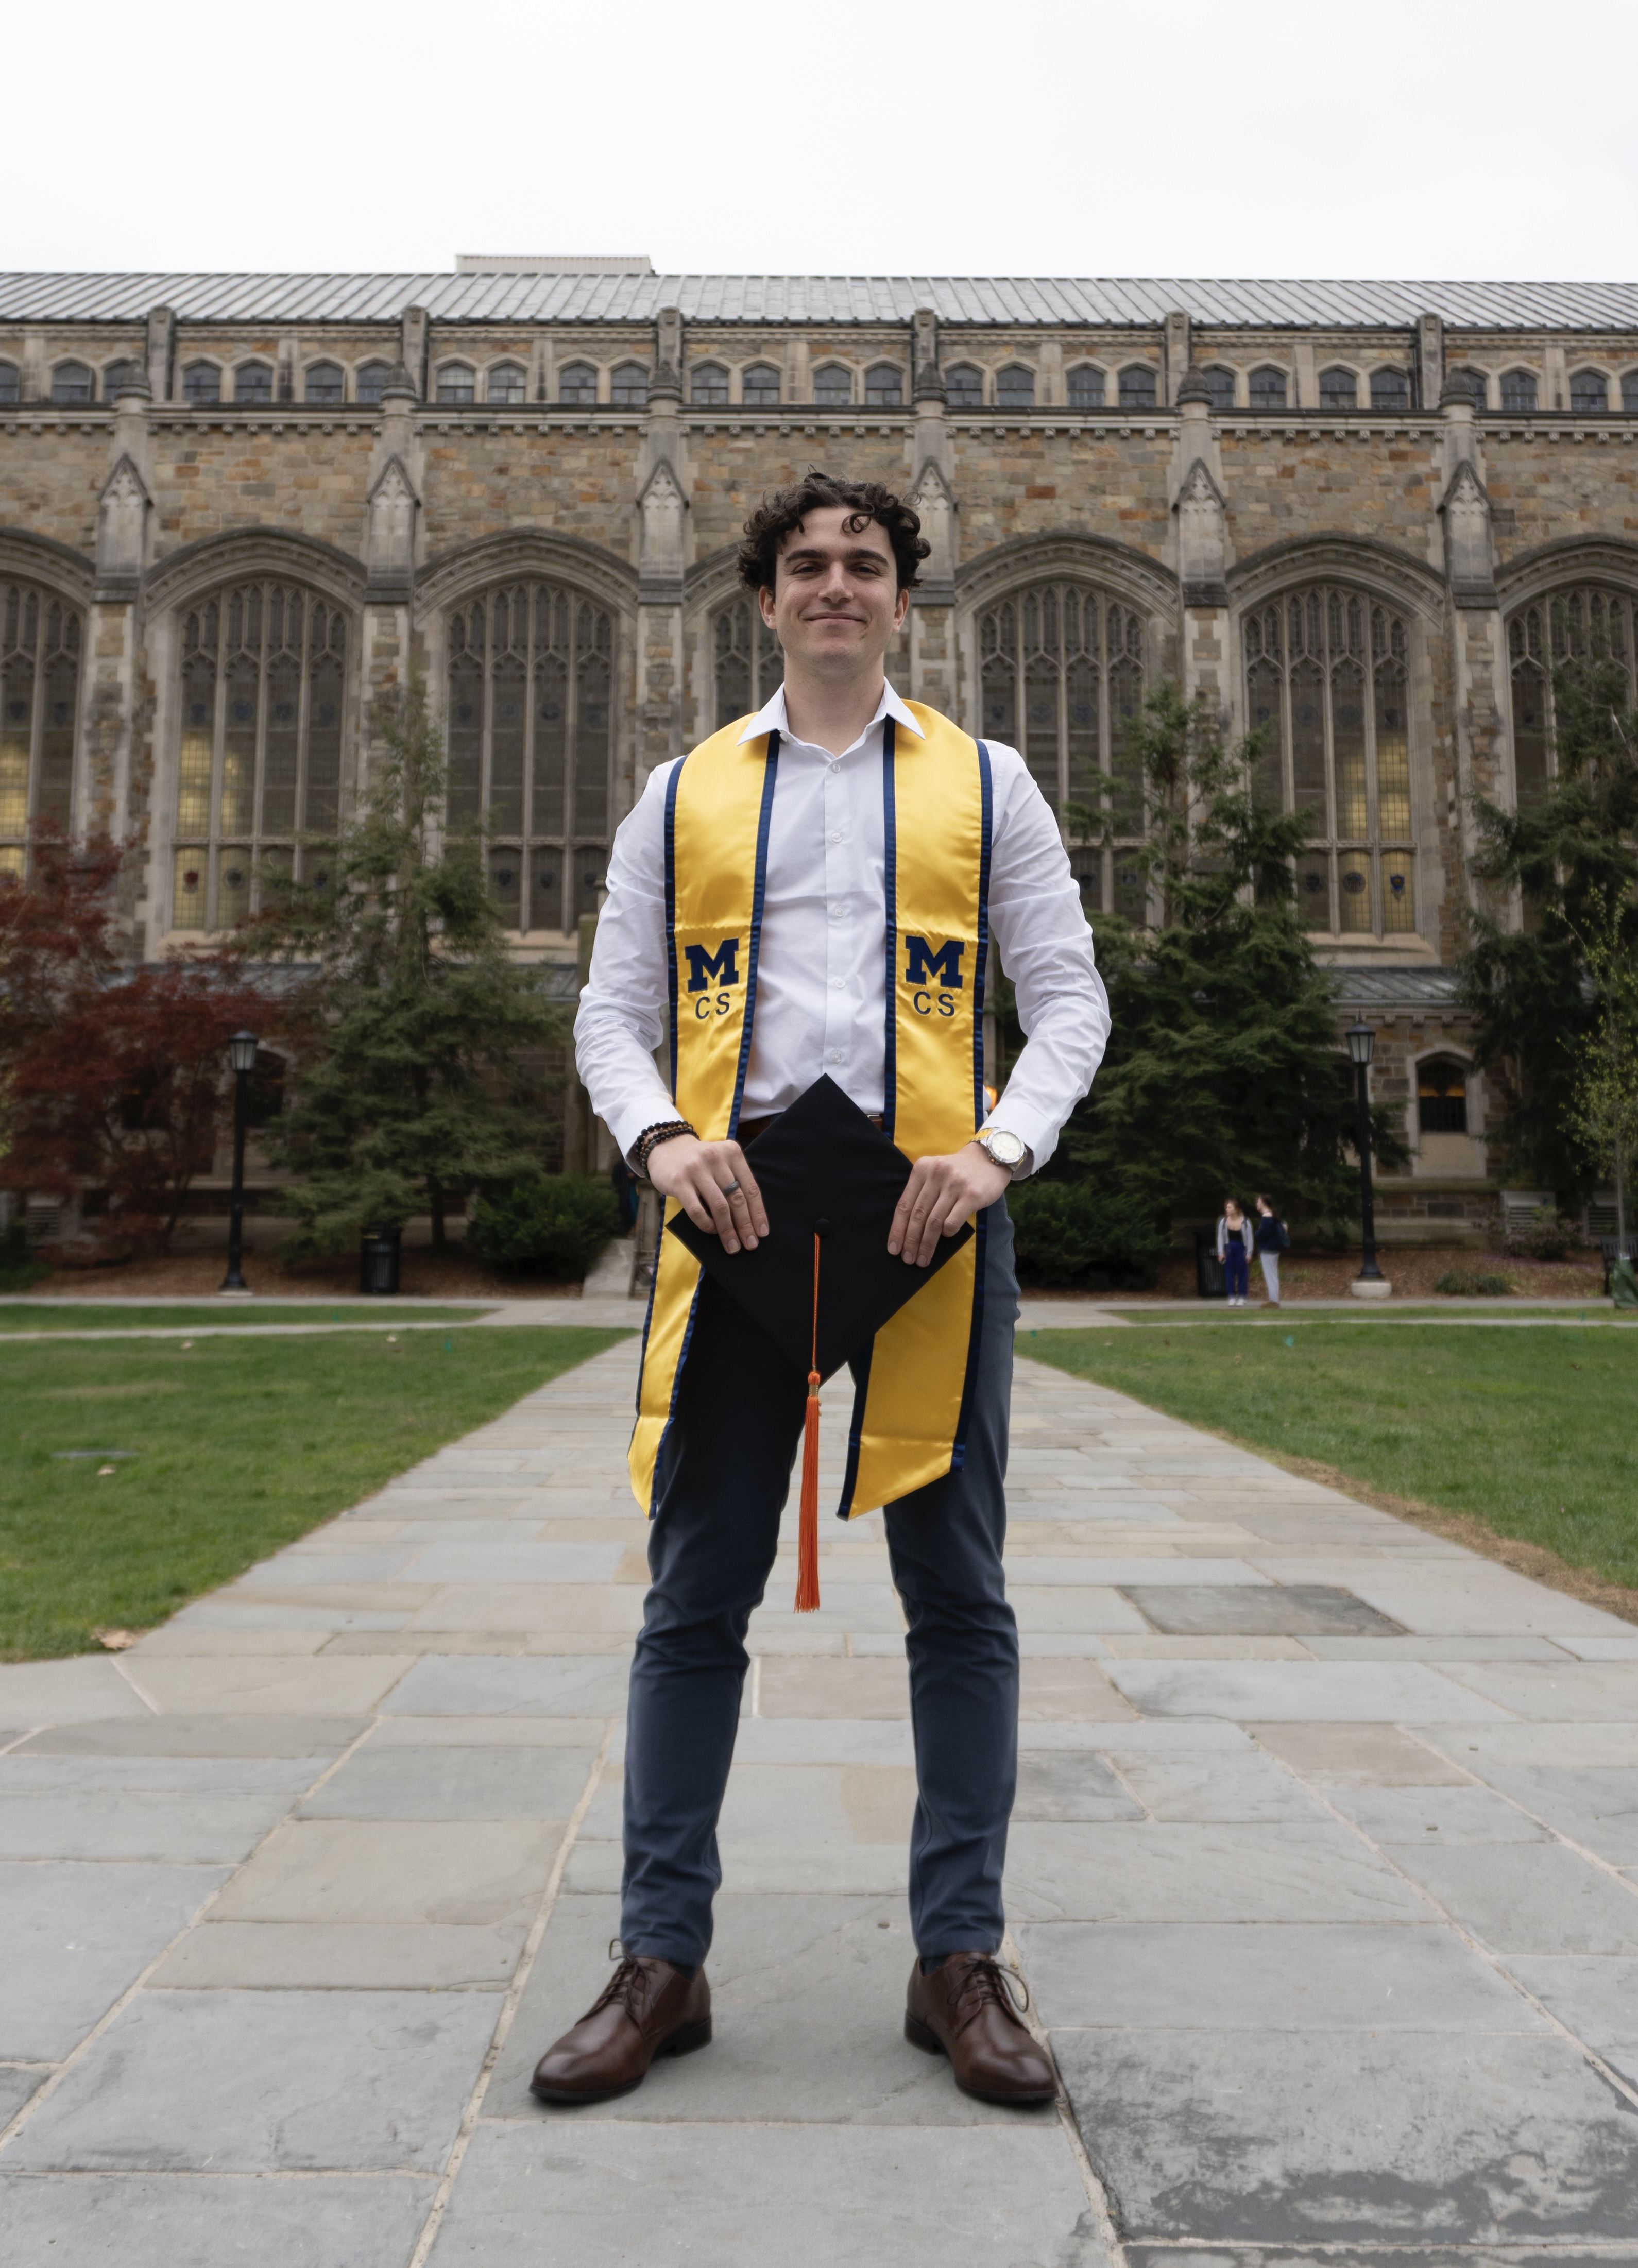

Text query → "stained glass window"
[183,361,221,406]
[743,364,780,406]
[1118,365,1157,410]
[1501,368,1538,413]
[170,582,347,932]
[979,585,1146,919]
[1418,1059,1469,1135]
[1067,366,1105,408]
[814,365,853,407]
[997,366,1036,410]
[1370,367,1411,411]
[0,583,81,882]
[1319,367,1358,410]
[559,362,598,405]
[304,362,345,405]
[50,362,93,405]
[690,363,728,405]
[488,363,528,404]
[865,364,904,406]
[945,365,983,409]
[610,362,649,407]
[1508,588,1636,813]
[1241,586,1417,936]
[1249,365,1288,410]
[1569,370,1609,412]
[234,363,273,405]
[436,364,475,405]
[445,583,616,933]
[711,600,783,731]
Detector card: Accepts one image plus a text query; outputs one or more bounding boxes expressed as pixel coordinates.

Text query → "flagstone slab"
[123,1657,417,1717]
[1005,1821,1429,1925]
[1247,1723,1469,1785]
[211,1817,565,1928]
[297,1741,596,1821]
[0,2068,46,2122]
[1108,1659,1512,1723]
[10,1715,367,1758]
[0,1788,295,1863]
[149,1919,528,1991]
[1375,1838,1638,1954]
[1122,1584,1405,1638]
[381,1653,630,1716]
[8,1987,498,2172]
[0,1861,230,2061]
[1013,1749,1145,1822]
[1465,1764,1638,1863]
[0,1658,151,1726]
[429,2120,1106,2267]
[0,2170,436,2268]
[1115,1752,1331,1823]
[1053,2028,1638,2244]
[1326,1784,1550,1844]
[1437,1662,1638,1722]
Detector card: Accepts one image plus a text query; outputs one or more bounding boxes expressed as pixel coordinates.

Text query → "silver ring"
[721,1179,742,1197]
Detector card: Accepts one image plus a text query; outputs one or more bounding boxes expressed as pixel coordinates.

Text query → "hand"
[646,1134,769,1254]
[888,1142,1011,1267]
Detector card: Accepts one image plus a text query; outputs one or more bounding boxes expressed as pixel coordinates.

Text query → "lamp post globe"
[220,1030,258,1297]
[1345,1019,1386,1288]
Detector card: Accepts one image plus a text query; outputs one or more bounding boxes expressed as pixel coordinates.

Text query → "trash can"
[1194,1228,1226,1300]
[359,1227,402,1296]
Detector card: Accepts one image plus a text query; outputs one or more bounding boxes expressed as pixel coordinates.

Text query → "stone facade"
[5,270,1638,1217]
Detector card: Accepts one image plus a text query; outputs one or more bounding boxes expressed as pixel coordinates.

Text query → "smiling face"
[758,505,910,684]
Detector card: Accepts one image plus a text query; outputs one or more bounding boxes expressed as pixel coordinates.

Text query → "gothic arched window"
[865,364,903,406]
[1371,367,1411,411]
[0,584,81,881]
[711,599,783,732]
[1447,366,1488,411]
[234,362,272,405]
[610,362,649,407]
[1249,365,1287,410]
[1241,587,1415,936]
[183,361,221,406]
[1570,369,1609,412]
[436,363,475,405]
[997,366,1035,410]
[51,362,93,405]
[1623,372,1638,413]
[445,584,615,934]
[0,362,19,405]
[1319,366,1358,410]
[1418,1058,1469,1135]
[488,363,528,404]
[813,364,853,407]
[171,583,347,932]
[1501,369,1538,413]
[979,586,1146,919]
[690,363,728,405]
[1118,365,1157,410]
[355,361,392,405]
[104,359,142,399]
[1198,366,1235,411]
[1507,588,1635,811]
[558,362,597,406]
[1067,365,1105,409]
[304,362,345,405]
[945,364,983,410]
[742,364,780,406]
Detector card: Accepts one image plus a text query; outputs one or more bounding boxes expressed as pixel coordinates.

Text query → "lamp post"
[220,1029,258,1297]
[1344,1018,1387,1293]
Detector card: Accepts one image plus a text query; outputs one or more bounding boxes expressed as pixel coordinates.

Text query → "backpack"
[1276,1219,1290,1252]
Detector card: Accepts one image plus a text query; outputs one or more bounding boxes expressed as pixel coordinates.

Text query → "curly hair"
[737,471,931,595]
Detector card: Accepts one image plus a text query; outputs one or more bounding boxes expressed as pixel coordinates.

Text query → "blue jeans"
[621,1203,1021,1969]
[1224,1243,1249,1299]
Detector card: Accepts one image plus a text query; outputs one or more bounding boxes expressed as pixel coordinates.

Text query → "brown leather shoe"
[905,1952,1056,2104]
[530,1951,711,2106]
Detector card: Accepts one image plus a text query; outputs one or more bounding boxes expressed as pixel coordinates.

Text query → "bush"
[1505,1207,1585,1263]
[1007,1180,1170,1290]
[1435,1269,1517,1297]
[466,1173,621,1281]
[0,1221,47,1294]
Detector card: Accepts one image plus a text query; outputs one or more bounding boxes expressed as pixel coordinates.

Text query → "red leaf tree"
[0,831,271,1256]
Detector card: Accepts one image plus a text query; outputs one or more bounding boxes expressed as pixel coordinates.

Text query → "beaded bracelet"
[632,1119,698,1176]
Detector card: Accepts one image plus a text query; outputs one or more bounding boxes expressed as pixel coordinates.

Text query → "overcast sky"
[11,0,1636,282]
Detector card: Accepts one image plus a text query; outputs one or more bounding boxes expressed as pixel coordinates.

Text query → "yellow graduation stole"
[628,704,993,1522]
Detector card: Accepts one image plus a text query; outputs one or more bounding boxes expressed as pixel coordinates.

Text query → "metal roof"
[4,274,1638,331]
[1327,966,1463,1009]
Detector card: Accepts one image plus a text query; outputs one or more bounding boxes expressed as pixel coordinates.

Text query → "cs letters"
[685,938,741,1019]
[903,935,964,1018]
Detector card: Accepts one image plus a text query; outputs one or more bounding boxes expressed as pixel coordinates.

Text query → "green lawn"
[1024,1322,1638,1590]
[0,1302,490,1334]
[1,1326,630,1660]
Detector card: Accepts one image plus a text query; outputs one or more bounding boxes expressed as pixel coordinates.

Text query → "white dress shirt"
[574,680,1111,1171]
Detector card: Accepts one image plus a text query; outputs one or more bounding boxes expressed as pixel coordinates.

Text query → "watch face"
[986,1130,1026,1167]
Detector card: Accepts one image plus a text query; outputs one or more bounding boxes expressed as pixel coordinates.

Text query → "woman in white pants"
[1253,1194,1287,1306]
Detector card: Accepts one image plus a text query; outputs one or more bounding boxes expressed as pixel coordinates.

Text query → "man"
[537,472,1109,2107]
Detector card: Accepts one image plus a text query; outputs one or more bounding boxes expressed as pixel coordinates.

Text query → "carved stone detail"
[365,455,420,601]
[95,454,150,602]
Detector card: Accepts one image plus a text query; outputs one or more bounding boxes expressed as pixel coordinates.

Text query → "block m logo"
[684,938,742,993]
[903,935,965,990]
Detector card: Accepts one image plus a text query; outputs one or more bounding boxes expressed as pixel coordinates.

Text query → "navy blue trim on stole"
[662,756,686,1098]
[950,737,996,1471]
[650,731,780,1505]
[879,719,898,1142]
[838,1337,872,1520]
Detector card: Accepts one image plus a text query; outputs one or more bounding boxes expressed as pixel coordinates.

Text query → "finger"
[888,1162,931,1255]
[723,1183,759,1250]
[693,1166,740,1251]
[724,1147,768,1238]
[906,1172,948,1266]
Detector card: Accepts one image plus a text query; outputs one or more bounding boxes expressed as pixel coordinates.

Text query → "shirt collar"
[736,678,924,747]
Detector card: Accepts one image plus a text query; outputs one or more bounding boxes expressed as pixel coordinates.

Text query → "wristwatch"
[976,1127,1031,1178]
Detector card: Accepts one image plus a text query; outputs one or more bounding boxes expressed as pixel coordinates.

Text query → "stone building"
[4,262,1637,1234]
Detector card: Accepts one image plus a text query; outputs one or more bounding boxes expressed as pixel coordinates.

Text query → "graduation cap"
[667,1075,973,1613]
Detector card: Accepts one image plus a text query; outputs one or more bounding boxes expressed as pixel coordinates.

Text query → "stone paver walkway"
[4,1336,1638,2264]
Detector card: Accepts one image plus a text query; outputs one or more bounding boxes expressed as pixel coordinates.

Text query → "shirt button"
[829,831,842,844]
[829,903,843,918]
[828,1050,843,1063]
[831,977,844,990]
[828,761,841,774]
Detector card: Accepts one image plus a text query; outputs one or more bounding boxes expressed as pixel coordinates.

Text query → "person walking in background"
[1254,1194,1288,1306]
[1216,1198,1252,1307]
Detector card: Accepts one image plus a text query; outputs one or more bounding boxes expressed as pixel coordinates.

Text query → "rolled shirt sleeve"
[573,763,680,1163]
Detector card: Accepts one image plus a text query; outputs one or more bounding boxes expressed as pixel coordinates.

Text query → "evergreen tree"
[242,679,568,1255]
[1562,898,1638,1241]
[1457,636,1638,1201]
[1051,684,1404,1229]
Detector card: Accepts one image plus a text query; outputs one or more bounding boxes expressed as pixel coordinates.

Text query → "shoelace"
[946,1955,1030,2035]
[589,1950,654,2028]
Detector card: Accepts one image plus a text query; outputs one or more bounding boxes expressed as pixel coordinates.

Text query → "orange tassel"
[794,1231,822,1613]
